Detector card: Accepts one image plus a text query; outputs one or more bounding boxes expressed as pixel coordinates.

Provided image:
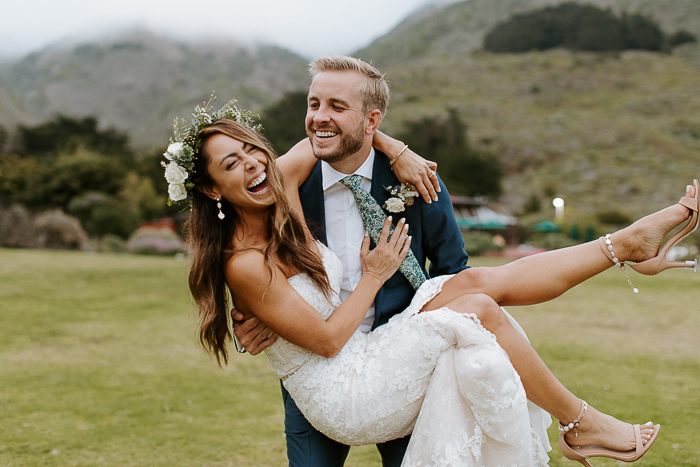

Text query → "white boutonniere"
[382,184,420,213]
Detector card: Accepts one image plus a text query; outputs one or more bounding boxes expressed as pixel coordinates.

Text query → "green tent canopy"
[532,220,560,232]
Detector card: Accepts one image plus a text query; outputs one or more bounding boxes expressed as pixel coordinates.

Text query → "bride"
[167,101,697,465]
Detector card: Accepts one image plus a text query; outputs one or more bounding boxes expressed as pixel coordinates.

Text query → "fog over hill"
[1,0,698,150]
[0,31,309,148]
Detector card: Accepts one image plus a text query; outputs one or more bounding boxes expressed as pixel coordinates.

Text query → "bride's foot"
[564,405,655,451]
[610,181,697,265]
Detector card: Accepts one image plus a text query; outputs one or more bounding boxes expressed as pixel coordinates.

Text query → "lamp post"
[553,197,564,221]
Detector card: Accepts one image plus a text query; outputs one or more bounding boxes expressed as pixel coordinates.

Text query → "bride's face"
[202,133,274,211]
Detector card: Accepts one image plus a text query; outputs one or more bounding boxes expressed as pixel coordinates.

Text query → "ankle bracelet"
[559,400,588,437]
[600,234,639,293]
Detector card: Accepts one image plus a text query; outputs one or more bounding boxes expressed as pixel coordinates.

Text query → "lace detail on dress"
[263,242,343,380]
[264,242,550,465]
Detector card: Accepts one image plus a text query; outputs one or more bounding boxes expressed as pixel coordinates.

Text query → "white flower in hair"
[164,161,189,184]
[164,142,184,160]
[168,182,188,202]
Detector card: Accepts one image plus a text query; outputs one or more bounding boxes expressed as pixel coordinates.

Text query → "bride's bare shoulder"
[225,249,272,286]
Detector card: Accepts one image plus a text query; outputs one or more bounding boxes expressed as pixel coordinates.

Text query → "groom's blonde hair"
[309,56,390,117]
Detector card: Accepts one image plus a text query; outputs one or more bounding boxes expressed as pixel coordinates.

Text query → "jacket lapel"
[370,150,397,206]
[298,161,328,245]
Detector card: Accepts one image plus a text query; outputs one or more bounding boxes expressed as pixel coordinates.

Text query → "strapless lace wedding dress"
[264,243,551,466]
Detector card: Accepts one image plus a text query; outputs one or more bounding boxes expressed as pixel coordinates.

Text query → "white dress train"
[264,242,551,466]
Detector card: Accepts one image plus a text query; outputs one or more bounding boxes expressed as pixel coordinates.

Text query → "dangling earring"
[217,198,225,220]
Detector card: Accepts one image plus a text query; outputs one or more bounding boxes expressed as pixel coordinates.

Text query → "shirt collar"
[321,148,375,191]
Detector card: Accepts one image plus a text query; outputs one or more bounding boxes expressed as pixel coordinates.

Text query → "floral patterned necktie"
[339,175,427,290]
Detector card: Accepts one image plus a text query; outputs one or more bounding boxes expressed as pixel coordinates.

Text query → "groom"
[235,56,469,466]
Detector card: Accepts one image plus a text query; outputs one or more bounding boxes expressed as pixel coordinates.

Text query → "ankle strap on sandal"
[559,400,588,437]
[599,234,639,293]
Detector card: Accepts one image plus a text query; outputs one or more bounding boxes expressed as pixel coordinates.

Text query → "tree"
[260,90,309,155]
[12,114,133,161]
[668,30,697,48]
[0,154,43,207]
[572,6,625,51]
[0,125,7,153]
[483,3,665,54]
[40,149,126,208]
[621,13,664,51]
[397,109,502,197]
[0,114,169,241]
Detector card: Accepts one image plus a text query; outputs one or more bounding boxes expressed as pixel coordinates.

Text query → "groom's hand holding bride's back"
[231,311,278,355]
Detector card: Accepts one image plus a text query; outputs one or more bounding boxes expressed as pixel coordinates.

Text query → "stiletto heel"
[599,179,699,292]
[559,401,661,465]
[626,179,699,275]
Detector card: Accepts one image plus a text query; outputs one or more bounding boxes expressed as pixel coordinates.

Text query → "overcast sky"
[0,0,454,60]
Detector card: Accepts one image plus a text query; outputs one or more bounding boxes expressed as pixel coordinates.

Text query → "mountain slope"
[375,49,700,220]
[0,32,310,147]
[356,0,700,65]
[351,0,700,222]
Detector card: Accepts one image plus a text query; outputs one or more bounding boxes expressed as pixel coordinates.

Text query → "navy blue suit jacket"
[298,150,469,329]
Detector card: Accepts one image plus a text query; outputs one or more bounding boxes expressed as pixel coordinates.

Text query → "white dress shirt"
[322,149,376,333]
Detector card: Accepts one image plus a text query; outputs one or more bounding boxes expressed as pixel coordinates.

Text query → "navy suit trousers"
[281,382,410,467]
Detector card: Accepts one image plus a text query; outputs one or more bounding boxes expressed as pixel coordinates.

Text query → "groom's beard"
[308,120,365,164]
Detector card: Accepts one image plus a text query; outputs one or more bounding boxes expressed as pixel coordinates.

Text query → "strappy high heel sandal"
[599,179,699,292]
[559,401,661,466]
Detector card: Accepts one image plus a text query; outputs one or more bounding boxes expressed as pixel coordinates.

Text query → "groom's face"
[306,70,368,164]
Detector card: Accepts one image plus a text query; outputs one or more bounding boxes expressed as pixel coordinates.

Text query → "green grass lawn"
[1,249,698,466]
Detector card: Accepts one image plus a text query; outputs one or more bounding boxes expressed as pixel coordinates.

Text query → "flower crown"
[162,93,261,206]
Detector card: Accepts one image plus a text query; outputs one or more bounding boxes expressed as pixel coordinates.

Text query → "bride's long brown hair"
[186,119,330,365]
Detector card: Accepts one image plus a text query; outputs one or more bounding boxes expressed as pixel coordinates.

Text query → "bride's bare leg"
[426,184,695,309]
[429,294,656,451]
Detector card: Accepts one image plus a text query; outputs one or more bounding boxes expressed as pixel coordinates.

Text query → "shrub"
[67,191,110,228]
[0,205,36,248]
[529,232,578,250]
[463,232,504,256]
[119,172,166,222]
[126,224,185,255]
[522,194,542,214]
[98,234,126,253]
[397,109,502,197]
[668,30,697,48]
[68,192,140,239]
[596,209,632,226]
[33,210,88,250]
[89,198,140,239]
